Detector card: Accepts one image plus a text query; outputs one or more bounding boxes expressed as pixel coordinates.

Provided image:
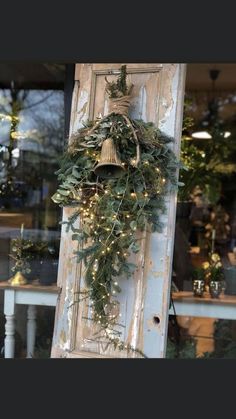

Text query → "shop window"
[168,64,236,358]
[0,63,74,358]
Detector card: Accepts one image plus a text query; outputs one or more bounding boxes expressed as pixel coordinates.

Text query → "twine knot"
[108,95,131,116]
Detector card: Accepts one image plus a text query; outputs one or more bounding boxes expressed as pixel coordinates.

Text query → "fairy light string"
[52,66,179,355]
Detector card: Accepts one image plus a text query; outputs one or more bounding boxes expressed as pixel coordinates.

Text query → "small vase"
[193,279,205,297]
[209,281,222,298]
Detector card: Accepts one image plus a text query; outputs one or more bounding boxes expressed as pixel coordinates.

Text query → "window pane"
[0,63,67,358]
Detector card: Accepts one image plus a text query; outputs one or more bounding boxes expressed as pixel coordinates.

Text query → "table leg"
[27,305,36,358]
[4,290,15,358]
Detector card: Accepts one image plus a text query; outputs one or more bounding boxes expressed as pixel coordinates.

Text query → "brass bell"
[94,138,125,178]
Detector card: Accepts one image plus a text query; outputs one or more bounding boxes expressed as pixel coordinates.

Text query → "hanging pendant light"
[191,69,231,140]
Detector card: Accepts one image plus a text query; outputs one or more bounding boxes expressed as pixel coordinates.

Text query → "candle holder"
[209,280,222,298]
[193,279,205,297]
[8,271,27,286]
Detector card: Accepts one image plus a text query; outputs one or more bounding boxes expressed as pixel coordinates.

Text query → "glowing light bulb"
[126,214,130,218]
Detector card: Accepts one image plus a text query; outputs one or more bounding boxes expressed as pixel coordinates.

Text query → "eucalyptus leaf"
[130,221,137,230]
[51,72,178,333]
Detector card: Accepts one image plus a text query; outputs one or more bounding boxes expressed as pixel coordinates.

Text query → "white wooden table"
[0,281,60,358]
[169,291,236,320]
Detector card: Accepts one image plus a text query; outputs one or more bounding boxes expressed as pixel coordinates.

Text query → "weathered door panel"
[51,63,186,358]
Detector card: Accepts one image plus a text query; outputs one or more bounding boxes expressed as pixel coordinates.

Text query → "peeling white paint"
[59,282,72,351]
[159,66,179,135]
[75,89,89,130]
[139,86,147,121]
[104,98,109,116]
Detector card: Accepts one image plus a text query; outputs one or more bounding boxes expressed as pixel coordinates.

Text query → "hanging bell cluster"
[94,138,125,178]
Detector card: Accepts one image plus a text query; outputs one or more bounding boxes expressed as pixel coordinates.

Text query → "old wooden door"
[51,63,186,358]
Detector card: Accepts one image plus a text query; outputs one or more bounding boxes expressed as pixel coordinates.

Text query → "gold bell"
[8,271,27,286]
[94,138,125,178]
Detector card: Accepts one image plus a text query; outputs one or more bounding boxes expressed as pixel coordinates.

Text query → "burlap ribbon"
[108,95,131,117]
[107,96,140,166]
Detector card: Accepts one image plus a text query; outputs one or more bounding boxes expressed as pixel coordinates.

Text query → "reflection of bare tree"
[0,87,64,156]
[0,86,64,214]
[27,91,64,157]
[0,87,29,169]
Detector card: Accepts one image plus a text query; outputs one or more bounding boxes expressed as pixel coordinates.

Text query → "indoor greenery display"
[52,66,179,352]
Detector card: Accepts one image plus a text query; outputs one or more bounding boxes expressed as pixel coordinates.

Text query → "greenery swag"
[52,66,179,352]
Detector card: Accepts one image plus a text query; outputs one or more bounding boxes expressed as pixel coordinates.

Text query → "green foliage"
[10,237,33,275]
[105,65,132,98]
[178,118,236,203]
[166,337,197,359]
[52,69,178,350]
[203,252,224,282]
[200,319,236,359]
[192,267,205,281]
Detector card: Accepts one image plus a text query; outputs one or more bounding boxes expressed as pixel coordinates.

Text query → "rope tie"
[108,95,131,117]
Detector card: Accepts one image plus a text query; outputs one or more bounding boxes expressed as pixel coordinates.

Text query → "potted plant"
[202,252,224,298]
